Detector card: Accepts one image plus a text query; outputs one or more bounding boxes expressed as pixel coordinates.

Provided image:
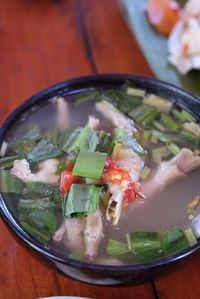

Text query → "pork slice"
[83,209,104,261]
[112,146,144,182]
[96,101,135,134]
[11,158,60,184]
[53,217,86,253]
[141,148,200,198]
[11,159,37,183]
[36,159,60,183]
[170,148,200,173]
[56,96,70,131]
[87,115,100,130]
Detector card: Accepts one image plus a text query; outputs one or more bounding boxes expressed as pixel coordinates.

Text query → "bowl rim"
[0,73,200,273]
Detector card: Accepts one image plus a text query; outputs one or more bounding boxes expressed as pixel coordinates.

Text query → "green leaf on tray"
[120,0,200,96]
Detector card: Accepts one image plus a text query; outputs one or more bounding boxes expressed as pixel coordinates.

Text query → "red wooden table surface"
[1,1,200,298]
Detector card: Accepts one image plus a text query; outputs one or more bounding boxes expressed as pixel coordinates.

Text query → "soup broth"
[1,83,200,265]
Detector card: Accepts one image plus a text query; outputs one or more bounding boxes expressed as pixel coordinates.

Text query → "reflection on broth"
[0,83,200,265]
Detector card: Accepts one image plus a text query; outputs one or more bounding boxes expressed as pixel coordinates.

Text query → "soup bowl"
[0,74,200,286]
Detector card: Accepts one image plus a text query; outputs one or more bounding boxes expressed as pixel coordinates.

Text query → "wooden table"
[1,1,200,298]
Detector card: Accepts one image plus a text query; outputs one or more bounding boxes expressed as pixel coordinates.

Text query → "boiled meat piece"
[141,148,200,198]
[56,96,70,131]
[83,209,104,261]
[53,218,86,253]
[87,115,100,130]
[11,158,60,184]
[96,101,135,134]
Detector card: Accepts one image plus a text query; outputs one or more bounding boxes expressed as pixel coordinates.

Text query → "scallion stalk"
[63,184,102,217]
[167,143,181,156]
[160,113,180,132]
[140,166,151,180]
[162,226,189,256]
[184,228,197,246]
[129,232,163,262]
[107,239,130,256]
[152,120,166,132]
[126,87,145,98]
[143,94,172,113]
[72,151,107,179]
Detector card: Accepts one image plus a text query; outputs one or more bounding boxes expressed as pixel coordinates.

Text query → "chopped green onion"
[142,110,159,126]
[150,135,158,144]
[160,113,180,132]
[141,130,152,147]
[167,143,181,156]
[143,94,172,113]
[0,141,8,157]
[27,139,62,162]
[67,127,99,153]
[117,91,141,113]
[63,184,102,217]
[128,105,154,123]
[126,233,132,251]
[22,182,61,207]
[182,122,200,138]
[152,147,170,164]
[140,166,151,180]
[181,110,196,122]
[172,109,185,123]
[113,128,145,156]
[162,226,189,256]
[59,128,81,152]
[74,91,98,105]
[45,128,58,145]
[9,126,42,154]
[135,106,156,125]
[107,239,130,256]
[128,232,163,262]
[152,120,166,132]
[152,130,172,143]
[85,178,101,184]
[19,199,57,243]
[97,130,112,153]
[73,151,107,179]
[19,198,54,209]
[184,228,197,246]
[126,87,145,98]
[180,130,200,146]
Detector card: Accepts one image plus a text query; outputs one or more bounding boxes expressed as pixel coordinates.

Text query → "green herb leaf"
[129,231,163,262]
[0,170,24,193]
[113,128,145,156]
[28,139,62,162]
[107,239,130,256]
[63,184,102,217]
[73,151,107,179]
[162,226,189,256]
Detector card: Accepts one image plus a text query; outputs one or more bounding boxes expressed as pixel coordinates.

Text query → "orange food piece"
[146,0,181,36]
[102,157,130,185]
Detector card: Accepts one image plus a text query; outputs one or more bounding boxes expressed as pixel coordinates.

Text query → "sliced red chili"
[60,161,77,193]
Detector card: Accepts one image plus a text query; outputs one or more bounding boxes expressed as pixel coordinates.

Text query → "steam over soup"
[1,82,200,265]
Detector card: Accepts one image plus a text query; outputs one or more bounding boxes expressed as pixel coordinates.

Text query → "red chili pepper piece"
[102,157,130,185]
[123,181,140,204]
[60,161,77,193]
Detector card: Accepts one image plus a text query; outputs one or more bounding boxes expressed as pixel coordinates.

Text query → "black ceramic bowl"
[1,74,200,286]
